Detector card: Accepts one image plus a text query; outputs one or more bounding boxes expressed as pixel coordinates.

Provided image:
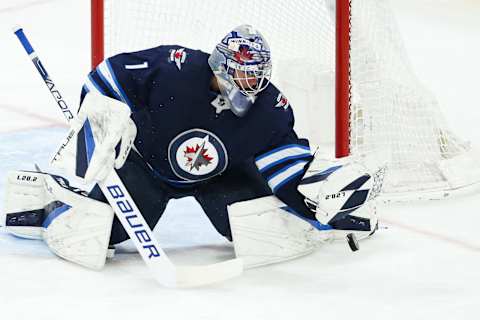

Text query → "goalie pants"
[88,151,272,244]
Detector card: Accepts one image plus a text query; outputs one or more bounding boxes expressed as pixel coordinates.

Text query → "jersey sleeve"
[80,55,139,111]
[253,88,316,220]
[255,133,316,219]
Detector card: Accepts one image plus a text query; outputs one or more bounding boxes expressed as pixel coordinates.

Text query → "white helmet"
[209,24,272,117]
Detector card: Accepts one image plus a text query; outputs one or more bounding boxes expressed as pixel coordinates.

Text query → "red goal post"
[335,0,351,158]
[91,0,104,70]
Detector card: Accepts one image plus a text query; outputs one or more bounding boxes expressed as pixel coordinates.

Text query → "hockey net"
[91,0,480,201]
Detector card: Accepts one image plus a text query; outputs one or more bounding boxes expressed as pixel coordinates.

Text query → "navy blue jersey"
[81,45,315,218]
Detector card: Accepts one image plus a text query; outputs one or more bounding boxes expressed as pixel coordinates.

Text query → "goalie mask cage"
[91,0,480,201]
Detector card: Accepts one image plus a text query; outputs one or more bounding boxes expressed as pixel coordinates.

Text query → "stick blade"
[174,258,244,288]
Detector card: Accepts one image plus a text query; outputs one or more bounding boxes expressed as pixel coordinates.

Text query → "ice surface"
[0,1,479,320]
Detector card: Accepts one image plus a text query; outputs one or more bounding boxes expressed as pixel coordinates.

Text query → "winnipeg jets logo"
[184,135,214,171]
[168,129,228,181]
[275,93,290,110]
[169,48,187,70]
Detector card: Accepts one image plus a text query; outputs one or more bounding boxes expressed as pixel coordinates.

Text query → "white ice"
[0,1,479,320]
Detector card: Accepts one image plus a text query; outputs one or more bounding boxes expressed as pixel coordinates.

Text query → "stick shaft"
[13,27,74,122]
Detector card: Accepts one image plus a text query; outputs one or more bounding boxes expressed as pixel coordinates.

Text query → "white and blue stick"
[13,26,243,287]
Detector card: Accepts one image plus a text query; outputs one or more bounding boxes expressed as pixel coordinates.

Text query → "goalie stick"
[13,26,243,288]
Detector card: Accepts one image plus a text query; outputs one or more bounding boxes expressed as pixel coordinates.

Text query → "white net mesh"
[348,0,474,197]
[102,0,479,199]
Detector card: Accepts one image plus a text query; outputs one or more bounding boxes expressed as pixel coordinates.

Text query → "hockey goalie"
[3,24,385,271]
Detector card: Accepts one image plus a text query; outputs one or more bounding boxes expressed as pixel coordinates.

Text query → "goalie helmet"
[208,24,272,117]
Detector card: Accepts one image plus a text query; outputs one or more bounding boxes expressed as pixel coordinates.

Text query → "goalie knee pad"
[3,170,114,269]
[228,196,320,268]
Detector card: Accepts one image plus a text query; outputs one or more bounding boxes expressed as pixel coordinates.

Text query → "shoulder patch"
[275,93,290,110]
[169,48,187,70]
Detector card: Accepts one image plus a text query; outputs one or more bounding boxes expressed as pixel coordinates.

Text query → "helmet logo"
[169,48,187,70]
[234,47,254,64]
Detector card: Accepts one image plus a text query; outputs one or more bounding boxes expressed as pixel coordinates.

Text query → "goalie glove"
[51,93,137,184]
[298,158,385,237]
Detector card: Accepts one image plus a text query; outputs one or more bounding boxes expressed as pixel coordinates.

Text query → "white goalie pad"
[4,171,49,239]
[42,173,114,270]
[228,196,330,269]
[228,195,378,269]
[3,170,114,270]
